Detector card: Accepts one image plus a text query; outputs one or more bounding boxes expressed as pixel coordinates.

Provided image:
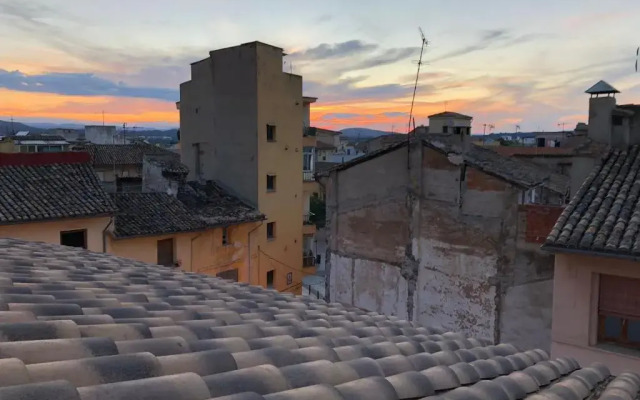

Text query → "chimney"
[585,80,633,148]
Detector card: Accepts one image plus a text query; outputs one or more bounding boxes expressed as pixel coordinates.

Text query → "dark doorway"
[157,238,175,266]
[217,268,239,282]
[60,230,87,249]
[266,270,275,289]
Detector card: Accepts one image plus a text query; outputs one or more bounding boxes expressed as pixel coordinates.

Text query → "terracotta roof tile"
[0,238,633,399]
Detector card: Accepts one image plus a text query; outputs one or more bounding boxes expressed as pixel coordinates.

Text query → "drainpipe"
[190,232,204,273]
[247,221,264,285]
[102,217,114,253]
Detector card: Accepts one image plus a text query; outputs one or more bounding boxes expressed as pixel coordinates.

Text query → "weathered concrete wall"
[501,279,552,352]
[329,253,410,320]
[85,126,120,145]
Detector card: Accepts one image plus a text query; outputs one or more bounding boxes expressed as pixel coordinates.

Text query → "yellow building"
[0,152,115,252]
[0,152,264,282]
[180,41,313,293]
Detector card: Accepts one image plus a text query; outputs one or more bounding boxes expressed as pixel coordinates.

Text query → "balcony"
[303,171,314,182]
[303,253,316,267]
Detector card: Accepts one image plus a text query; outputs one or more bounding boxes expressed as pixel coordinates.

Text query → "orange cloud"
[0,89,178,125]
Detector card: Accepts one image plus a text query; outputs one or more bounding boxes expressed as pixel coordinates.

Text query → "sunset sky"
[0,0,639,132]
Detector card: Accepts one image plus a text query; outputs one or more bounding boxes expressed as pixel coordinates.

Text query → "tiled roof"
[428,111,473,120]
[111,193,207,238]
[0,161,115,224]
[85,144,180,167]
[146,156,189,175]
[0,238,635,400]
[585,80,619,94]
[488,146,576,157]
[545,145,640,257]
[321,136,568,195]
[177,181,265,226]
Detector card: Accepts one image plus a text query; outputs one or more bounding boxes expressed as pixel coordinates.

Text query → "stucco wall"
[551,253,640,374]
[0,217,111,252]
[109,222,260,281]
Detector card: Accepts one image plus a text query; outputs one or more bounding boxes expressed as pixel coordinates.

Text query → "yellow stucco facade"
[0,217,112,252]
[107,222,261,281]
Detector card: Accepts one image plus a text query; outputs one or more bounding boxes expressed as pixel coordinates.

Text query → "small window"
[347,149,351,155]
[157,238,175,266]
[217,268,238,282]
[195,107,199,114]
[612,115,623,126]
[287,272,293,285]
[267,124,276,142]
[60,229,87,249]
[443,126,448,134]
[267,270,275,289]
[267,222,276,240]
[222,227,230,246]
[598,274,640,350]
[267,175,276,192]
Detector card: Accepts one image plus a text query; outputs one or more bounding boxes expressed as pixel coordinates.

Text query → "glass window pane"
[628,319,640,343]
[604,315,622,339]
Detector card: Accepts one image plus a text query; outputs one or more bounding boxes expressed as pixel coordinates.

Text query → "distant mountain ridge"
[340,128,393,140]
[0,120,178,141]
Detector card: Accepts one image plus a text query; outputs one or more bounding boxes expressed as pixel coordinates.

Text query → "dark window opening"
[443,126,449,134]
[537,138,546,147]
[287,272,293,285]
[217,268,239,282]
[267,175,276,192]
[612,115,623,126]
[267,124,276,142]
[267,270,275,289]
[598,274,640,350]
[347,149,351,155]
[195,107,199,114]
[157,238,175,266]
[222,227,230,246]
[267,222,276,240]
[60,230,87,249]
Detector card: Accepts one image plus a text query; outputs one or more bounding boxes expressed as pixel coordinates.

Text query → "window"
[598,274,640,349]
[222,227,230,246]
[267,124,276,142]
[60,230,87,249]
[217,268,238,282]
[267,175,276,192]
[287,272,293,285]
[612,115,623,126]
[303,147,314,171]
[157,238,175,266]
[266,270,275,289]
[443,126,448,133]
[347,149,351,155]
[267,222,276,240]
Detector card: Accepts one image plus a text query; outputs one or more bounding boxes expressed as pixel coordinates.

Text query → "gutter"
[247,221,264,285]
[542,244,640,263]
[102,217,114,253]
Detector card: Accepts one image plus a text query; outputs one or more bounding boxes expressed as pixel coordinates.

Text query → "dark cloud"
[292,40,377,60]
[0,69,178,101]
[304,78,412,102]
[353,47,416,69]
[431,29,544,62]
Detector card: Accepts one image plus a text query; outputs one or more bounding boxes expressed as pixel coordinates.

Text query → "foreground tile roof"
[0,162,115,224]
[545,145,640,257]
[177,181,265,226]
[110,193,207,238]
[85,144,180,167]
[0,238,635,400]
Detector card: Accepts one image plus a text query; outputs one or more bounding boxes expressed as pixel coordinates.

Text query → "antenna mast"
[407,27,428,135]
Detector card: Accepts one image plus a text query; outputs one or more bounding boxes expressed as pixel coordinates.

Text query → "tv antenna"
[636,46,639,72]
[407,27,428,135]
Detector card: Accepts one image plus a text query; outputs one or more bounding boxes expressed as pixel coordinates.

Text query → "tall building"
[180,41,307,293]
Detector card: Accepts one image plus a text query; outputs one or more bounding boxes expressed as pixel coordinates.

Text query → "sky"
[0,0,639,133]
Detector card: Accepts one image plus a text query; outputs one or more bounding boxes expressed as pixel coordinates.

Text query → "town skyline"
[1,0,639,132]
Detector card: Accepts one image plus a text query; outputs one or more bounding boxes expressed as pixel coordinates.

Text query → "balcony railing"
[303,254,316,267]
[303,171,314,181]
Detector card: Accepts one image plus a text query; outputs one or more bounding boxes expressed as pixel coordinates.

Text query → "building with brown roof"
[0,152,115,252]
[543,81,640,372]
[0,237,634,399]
[320,122,568,353]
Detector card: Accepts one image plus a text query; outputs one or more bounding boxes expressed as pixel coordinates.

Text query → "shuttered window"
[598,274,640,348]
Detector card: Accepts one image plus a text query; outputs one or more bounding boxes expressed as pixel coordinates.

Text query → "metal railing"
[303,213,314,225]
[303,255,315,267]
[303,171,314,181]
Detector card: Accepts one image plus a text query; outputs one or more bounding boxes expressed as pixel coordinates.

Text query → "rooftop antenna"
[407,27,428,135]
[102,111,105,126]
[10,116,14,135]
[636,46,639,72]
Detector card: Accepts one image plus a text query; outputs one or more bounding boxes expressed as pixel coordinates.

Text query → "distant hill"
[27,122,85,130]
[340,128,392,140]
[0,120,44,135]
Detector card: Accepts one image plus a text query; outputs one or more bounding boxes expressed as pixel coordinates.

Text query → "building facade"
[180,41,307,293]
[321,124,568,351]
[544,81,640,373]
